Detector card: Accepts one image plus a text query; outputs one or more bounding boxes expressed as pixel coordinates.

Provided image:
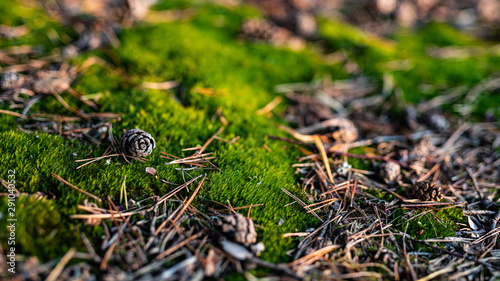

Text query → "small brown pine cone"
[120,129,156,157]
[409,182,443,201]
[216,213,257,247]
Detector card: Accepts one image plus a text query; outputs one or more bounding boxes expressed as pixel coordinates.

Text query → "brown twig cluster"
[42,0,157,54]
[0,47,123,143]
[6,125,293,280]
[270,75,500,279]
[244,0,500,38]
[161,127,227,173]
[9,174,294,280]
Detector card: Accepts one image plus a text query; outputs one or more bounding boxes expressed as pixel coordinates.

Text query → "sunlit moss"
[0,0,497,266]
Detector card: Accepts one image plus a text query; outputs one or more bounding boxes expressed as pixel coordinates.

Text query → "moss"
[0,2,332,263]
[0,0,499,271]
[392,207,463,240]
[152,0,193,11]
[319,18,500,117]
[0,195,82,260]
[0,0,73,50]
[347,147,372,170]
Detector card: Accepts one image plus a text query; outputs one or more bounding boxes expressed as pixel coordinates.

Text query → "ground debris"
[214,212,258,247]
[13,138,294,281]
[271,75,500,279]
[43,0,157,53]
[161,127,225,172]
[408,181,443,201]
[246,0,500,38]
[12,175,284,280]
[240,18,305,50]
[0,55,121,142]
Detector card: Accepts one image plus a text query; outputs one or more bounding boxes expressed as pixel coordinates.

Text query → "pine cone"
[120,129,155,157]
[216,213,257,247]
[408,182,443,201]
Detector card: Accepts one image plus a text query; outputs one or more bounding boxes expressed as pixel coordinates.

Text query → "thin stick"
[215,203,264,212]
[52,174,101,202]
[466,167,485,200]
[281,188,323,222]
[417,163,440,182]
[266,135,315,149]
[0,109,27,119]
[46,248,76,281]
[76,153,145,169]
[156,233,201,260]
[256,96,282,115]
[52,90,91,121]
[100,226,119,270]
[314,135,334,183]
[71,211,140,219]
[405,235,500,271]
[80,233,101,262]
[290,245,340,267]
[194,127,224,156]
[158,175,203,204]
[387,201,466,210]
[441,123,470,149]
[172,175,206,223]
[331,150,408,168]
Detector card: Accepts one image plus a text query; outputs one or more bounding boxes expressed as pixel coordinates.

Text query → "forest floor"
[1,0,500,280]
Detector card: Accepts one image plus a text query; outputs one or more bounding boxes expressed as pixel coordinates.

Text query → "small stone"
[295,11,317,38]
[204,249,221,277]
[377,0,397,14]
[331,126,358,143]
[1,72,24,90]
[62,45,79,58]
[379,162,402,186]
[145,167,157,176]
[250,241,265,256]
[276,218,284,226]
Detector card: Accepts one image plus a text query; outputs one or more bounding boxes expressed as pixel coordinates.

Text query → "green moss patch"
[0,0,498,273]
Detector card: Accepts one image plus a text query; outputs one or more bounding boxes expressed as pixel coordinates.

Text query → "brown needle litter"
[268,74,500,279]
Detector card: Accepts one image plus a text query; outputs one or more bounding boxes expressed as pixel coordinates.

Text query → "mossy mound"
[0,0,499,272]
